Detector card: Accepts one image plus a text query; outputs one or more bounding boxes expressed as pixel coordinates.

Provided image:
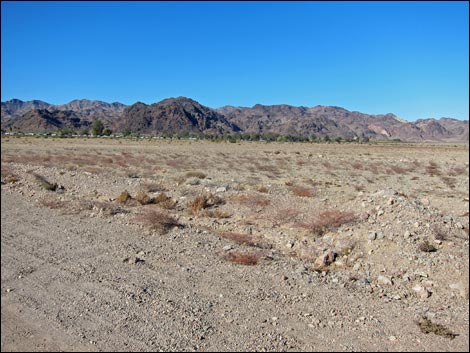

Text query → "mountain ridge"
[1,97,468,142]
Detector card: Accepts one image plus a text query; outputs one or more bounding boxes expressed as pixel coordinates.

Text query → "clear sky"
[1,1,468,121]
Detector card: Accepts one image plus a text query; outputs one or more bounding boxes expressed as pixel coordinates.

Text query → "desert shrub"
[219,232,270,248]
[257,185,269,193]
[203,209,231,218]
[433,226,448,241]
[440,176,456,189]
[116,190,132,204]
[296,210,357,236]
[135,191,154,205]
[425,161,440,177]
[351,162,363,170]
[187,193,225,215]
[154,192,177,209]
[92,201,129,216]
[222,251,260,265]
[418,240,437,253]
[185,171,206,179]
[31,172,59,191]
[417,318,457,339]
[291,185,315,197]
[134,210,180,234]
[142,182,167,192]
[3,175,18,183]
[233,193,270,207]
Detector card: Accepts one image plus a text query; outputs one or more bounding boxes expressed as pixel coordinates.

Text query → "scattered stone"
[421,198,430,206]
[377,275,393,286]
[377,210,384,216]
[216,186,227,193]
[376,231,384,240]
[313,250,337,270]
[412,285,431,299]
[404,231,411,239]
[368,232,377,240]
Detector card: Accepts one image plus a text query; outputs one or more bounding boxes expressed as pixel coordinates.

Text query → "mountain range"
[1,97,468,142]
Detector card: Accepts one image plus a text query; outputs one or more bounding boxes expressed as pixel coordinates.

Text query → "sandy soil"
[1,137,469,351]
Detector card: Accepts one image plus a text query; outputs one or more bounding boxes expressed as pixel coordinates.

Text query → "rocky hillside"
[1,97,468,142]
[1,99,125,128]
[1,109,92,133]
[118,97,240,135]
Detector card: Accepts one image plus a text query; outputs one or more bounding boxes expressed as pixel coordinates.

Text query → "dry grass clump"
[433,226,448,241]
[154,192,177,209]
[290,185,315,197]
[233,193,270,207]
[116,190,132,204]
[222,250,260,265]
[425,161,441,177]
[39,198,69,210]
[296,210,357,236]
[257,185,269,193]
[3,175,19,183]
[187,193,225,215]
[440,176,456,189]
[416,318,458,339]
[141,182,167,193]
[185,171,207,179]
[203,209,231,218]
[133,210,180,234]
[219,232,270,248]
[135,191,154,205]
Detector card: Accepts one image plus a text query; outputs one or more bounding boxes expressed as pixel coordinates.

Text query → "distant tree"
[59,127,74,137]
[103,128,113,136]
[92,119,104,136]
[80,128,90,136]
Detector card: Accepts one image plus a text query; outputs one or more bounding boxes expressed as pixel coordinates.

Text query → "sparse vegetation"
[133,210,180,234]
[296,210,357,236]
[417,318,458,339]
[222,250,261,265]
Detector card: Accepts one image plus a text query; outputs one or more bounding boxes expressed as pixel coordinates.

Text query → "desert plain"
[1,136,469,351]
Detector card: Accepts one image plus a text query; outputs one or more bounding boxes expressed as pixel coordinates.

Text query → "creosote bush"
[134,210,180,234]
[222,251,260,265]
[187,193,225,215]
[296,210,357,236]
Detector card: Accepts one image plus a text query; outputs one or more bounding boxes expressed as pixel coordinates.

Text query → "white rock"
[377,275,393,286]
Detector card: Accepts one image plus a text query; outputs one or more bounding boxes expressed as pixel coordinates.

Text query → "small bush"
[291,185,315,197]
[204,209,231,218]
[296,210,356,236]
[135,191,154,205]
[219,232,269,248]
[142,182,167,192]
[222,251,260,265]
[116,190,132,204]
[187,193,224,215]
[3,175,18,183]
[134,210,180,234]
[418,240,437,253]
[417,318,457,339]
[233,193,270,207]
[154,192,177,209]
[185,171,206,179]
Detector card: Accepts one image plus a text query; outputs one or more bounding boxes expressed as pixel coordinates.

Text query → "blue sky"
[1,1,468,121]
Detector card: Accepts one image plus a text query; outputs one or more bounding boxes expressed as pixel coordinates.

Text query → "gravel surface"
[1,137,468,351]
